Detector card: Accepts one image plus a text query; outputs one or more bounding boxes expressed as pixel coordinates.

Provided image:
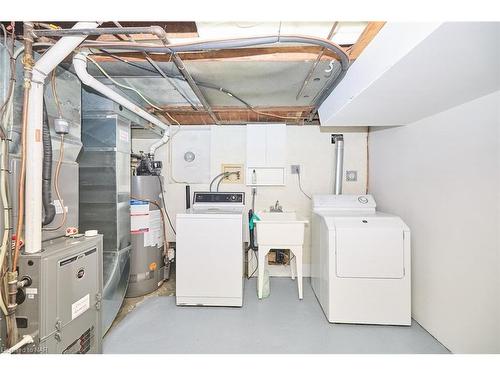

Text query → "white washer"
[176,192,245,307]
[311,194,411,325]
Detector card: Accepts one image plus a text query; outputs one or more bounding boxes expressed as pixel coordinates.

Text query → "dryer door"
[335,217,405,279]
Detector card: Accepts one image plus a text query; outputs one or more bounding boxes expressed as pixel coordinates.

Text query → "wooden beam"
[8,21,198,38]
[90,46,347,63]
[152,106,314,125]
[348,21,386,60]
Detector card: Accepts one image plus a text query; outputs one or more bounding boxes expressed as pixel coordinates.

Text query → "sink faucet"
[270,200,283,212]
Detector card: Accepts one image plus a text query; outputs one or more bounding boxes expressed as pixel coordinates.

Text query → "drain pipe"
[332,134,344,195]
[24,22,100,254]
[149,132,170,155]
[72,52,171,155]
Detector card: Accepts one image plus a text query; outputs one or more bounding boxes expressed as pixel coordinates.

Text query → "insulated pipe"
[82,35,350,69]
[332,134,344,195]
[72,52,171,155]
[24,21,100,254]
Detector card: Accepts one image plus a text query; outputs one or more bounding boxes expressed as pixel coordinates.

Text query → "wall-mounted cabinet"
[246,124,286,186]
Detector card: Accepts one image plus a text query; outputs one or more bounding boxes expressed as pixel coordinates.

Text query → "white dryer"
[311,194,411,325]
[176,192,245,307]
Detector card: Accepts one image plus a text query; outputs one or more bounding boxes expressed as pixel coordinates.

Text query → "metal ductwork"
[332,134,344,195]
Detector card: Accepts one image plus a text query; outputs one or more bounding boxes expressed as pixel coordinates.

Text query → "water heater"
[128,175,168,297]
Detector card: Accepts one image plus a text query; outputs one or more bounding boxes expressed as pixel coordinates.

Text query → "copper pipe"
[12,22,34,271]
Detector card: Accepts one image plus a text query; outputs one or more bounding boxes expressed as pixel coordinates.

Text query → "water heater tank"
[128,176,167,297]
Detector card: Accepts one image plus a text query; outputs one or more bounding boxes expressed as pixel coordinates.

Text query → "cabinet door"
[265,124,286,167]
[246,124,286,185]
[246,125,268,167]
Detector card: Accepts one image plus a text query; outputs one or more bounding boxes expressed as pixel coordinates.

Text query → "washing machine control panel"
[193,192,245,204]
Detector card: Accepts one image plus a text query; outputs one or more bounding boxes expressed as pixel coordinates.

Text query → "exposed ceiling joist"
[348,21,386,60]
[153,106,314,125]
[89,45,346,63]
[4,21,198,39]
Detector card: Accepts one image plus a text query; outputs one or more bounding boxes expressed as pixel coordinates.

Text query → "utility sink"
[255,211,308,246]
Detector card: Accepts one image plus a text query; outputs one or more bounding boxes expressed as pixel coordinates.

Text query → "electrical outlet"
[291,165,300,174]
[346,170,358,182]
[221,164,244,184]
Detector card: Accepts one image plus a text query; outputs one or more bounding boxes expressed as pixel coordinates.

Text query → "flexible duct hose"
[41,101,55,226]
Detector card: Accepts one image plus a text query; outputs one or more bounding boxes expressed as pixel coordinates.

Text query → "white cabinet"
[246,124,286,186]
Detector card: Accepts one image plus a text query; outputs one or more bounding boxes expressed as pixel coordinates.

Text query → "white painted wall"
[368,91,500,353]
[133,125,368,276]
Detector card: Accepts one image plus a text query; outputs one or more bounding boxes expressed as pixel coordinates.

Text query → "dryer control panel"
[313,194,377,211]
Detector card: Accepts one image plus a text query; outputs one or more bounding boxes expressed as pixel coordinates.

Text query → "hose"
[209,172,230,192]
[216,171,239,192]
[41,101,56,226]
[248,209,258,252]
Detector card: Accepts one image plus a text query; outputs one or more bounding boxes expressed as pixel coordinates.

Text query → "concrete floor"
[104,275,449,354]
[107,271,176,332]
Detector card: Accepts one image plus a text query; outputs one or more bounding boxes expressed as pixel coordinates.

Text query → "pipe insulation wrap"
[72,52,170,154]
[25,22,100,254]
